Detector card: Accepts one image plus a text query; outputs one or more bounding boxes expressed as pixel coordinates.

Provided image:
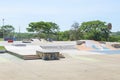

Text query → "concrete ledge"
[0,50,6,53]
[22,40,31,43]
[36,50,60,60]
[40,45,76,50]
[112,44,120,48]
[7,50,40,60]
[76,40,85,45]
[12,44,26,47]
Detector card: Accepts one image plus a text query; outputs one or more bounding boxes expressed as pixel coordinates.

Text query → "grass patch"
[0,38,4,41]
[0,46,6,50]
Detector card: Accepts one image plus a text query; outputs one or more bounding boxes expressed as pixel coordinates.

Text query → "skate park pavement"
[0,41,120,80]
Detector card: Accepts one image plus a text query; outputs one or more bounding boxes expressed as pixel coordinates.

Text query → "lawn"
[0,46,6,50]
[0,38,4,41]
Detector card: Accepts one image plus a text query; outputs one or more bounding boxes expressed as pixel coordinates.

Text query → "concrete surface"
[3,41,76,59]
[0,41,120,80]
[0,53,120,80]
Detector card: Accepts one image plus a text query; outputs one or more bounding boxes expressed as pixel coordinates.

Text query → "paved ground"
[0,53,120,80]
[0,41,120,80]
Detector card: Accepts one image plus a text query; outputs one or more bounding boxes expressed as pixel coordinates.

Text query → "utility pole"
[2,19,4,26]
[2,19,4,40]
[19,26,21,41]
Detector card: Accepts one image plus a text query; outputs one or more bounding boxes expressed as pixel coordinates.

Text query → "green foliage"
[0,31,3,38]
[109,31,120,42]
[0,38,3,41]
[79,20,111,41]
[1,25,14,32]
[25,20,114,41]
[0,46,6,50]
[112,31,120,35]
[14,32,36,41]
[26,21,59,39]
[1,25,15,38]
[109,35,120,42]
[58,31,70,41]
[70,22,80,40]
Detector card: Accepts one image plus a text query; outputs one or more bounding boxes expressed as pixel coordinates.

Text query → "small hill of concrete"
[76,40,116,50]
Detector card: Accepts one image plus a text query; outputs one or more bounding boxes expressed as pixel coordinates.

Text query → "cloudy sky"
[0,0,120,32]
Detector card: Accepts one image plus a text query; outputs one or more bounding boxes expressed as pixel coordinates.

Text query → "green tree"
[70,22,80,40]
[1,25,15,38]
[79,20,111,41]
[58,31,70,41]
[26,21,59,39]
[109,31,120,42]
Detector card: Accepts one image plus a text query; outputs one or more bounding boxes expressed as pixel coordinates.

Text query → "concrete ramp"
[86,40,109,50]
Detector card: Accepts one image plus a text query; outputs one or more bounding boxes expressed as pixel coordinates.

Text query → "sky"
[0,0,120,32]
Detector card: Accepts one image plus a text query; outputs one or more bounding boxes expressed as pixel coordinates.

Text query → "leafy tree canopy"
[1,25,14,33]
[26,21,60,39]
[27,21,59,33]
[0,25,15,38]
[79,20,111,41]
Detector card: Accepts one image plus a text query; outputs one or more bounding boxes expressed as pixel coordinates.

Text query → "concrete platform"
[5,45,42,60]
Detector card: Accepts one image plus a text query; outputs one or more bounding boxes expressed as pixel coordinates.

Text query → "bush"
[109,35,120,42]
